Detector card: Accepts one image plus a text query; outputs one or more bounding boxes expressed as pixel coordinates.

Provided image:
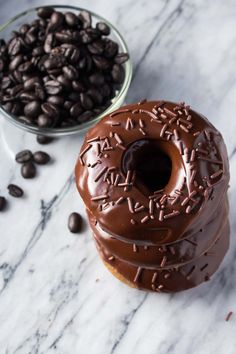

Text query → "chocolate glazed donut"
[75,100,230,292]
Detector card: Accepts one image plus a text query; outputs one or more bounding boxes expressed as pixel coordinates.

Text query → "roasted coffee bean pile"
[0,7,129,128]
[0,138,53,211]
[15,149,51,178]
[2,141,83,233]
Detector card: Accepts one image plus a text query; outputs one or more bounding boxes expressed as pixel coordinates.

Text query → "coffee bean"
[19,115,34,124]
[64,101,73,110]
[47,68,62,76]
[36,135,54,144]
[33,151,50,165]
[68,212,82,233]
[32,46,44,56]
[72,81,86,92]
[96,22,110,35]
[15,149,33,163]
[0,58,6,72]
[11,84,24,96]
[80,30,93,44]
[37,114,53,127]
[23,77,42,90]
[48,11,64,31]
[86,28,100,40]
[70,102,83,117]
[9,54,23,71]
[11,102,22,115]
[19,92,38,103]
[25,32,37,45]
[93,107,103,115]
[21,161,36,179]
[114,53,129,64]
[104,39,118,58]
[44,33,54,53]
[87,41,104,55]
[37,7,54,19]
[19,24,30,34]
[55,32,73,43]
[8,184,24,198]
[2,102,13,113]
[89,73,105,86]
[64,47,80,63]
[41,102,59,118]
[2,94,14,103]
[80,93,94,110]
[111,64,125,84]
[44,55,65,70]
[79,10,91,29]
[24,101,41,118]
[0,196,6,211]
[47,95,64,106]
[92,55,110,70]
[1,77,11,89]
[77,110,93,123]
[68,92,80,102]
[45,80,62,95]
[12,69,23,83]
[57,75,71,90]
[65,12,78,27]
[18,61,34,73]
[87,88,103,105]
[62,65,78,80]
[35,84,46,101]
[8,37,21,56]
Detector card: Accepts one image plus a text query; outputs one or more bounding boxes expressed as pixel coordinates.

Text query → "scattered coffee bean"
[68,212,82,233]
[0,8,129,128]
[21,161,36,179]
[15,149,33,163]
[8,184,24,198]
[33,151,50,165]
[36,135,54,144]
[0,196,6,211]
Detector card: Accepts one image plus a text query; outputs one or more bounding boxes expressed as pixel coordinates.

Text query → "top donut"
[75,100,229,245]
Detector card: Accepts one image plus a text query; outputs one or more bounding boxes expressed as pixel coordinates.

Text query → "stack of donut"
[75,100,230,292]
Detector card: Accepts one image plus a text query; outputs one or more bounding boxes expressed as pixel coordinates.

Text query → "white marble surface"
[0,0,236,353]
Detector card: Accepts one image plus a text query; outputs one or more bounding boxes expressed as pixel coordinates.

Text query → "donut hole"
[122,139,172,193]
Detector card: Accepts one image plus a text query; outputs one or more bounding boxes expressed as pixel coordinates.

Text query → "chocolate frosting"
[75,100,230,292]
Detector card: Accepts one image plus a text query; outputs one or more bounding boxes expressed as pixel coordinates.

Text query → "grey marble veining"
[0,0,236,353]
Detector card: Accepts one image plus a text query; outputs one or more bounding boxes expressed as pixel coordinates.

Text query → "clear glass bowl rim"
[0,4,132,136]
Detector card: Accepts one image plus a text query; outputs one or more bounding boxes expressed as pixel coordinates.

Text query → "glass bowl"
[0,5,132,136]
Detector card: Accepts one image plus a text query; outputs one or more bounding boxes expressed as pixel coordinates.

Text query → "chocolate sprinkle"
[134,267,143,283]
[225,311,233,322]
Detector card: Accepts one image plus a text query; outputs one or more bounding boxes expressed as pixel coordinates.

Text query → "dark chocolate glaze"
[75,100,230,292]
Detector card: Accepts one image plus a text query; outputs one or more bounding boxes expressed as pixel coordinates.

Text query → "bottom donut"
[94,221,229,292]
